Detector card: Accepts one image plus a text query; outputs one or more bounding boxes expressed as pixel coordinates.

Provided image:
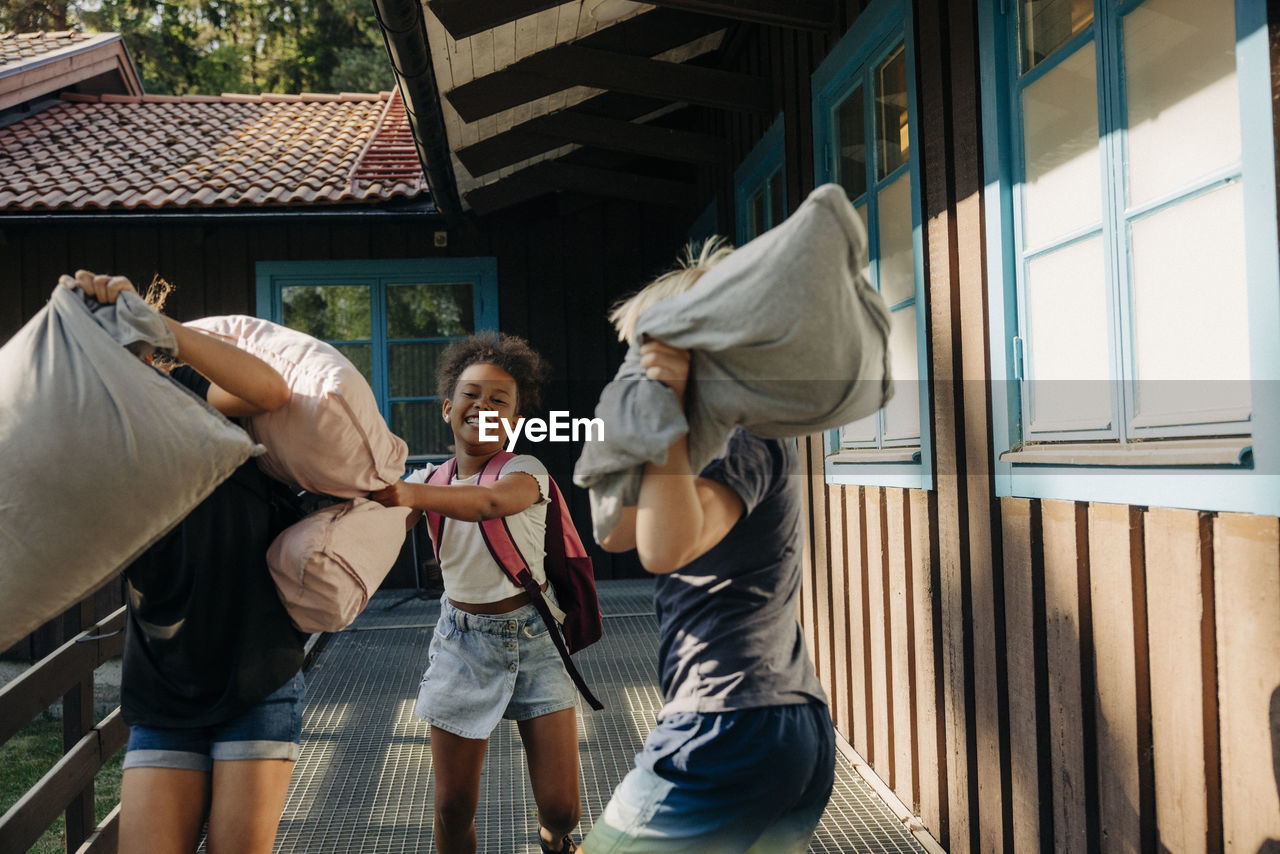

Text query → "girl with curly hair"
[371,332,581,854]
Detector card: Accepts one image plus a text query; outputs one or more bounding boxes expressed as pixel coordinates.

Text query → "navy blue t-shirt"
[653,428,828,718]
[121,365,306,728]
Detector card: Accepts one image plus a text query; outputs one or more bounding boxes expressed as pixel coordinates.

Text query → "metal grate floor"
[273,580,926,854]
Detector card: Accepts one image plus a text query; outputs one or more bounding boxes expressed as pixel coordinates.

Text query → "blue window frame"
[256,258,499,461]
[734,115,786,244]
[979,0,1280,515]
[812,0,932,490]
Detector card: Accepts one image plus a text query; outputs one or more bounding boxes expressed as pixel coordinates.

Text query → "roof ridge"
[348,88,424,191]
[58,91,390,105]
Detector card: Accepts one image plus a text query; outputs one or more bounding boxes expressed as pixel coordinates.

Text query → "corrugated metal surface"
[271,580,924,853]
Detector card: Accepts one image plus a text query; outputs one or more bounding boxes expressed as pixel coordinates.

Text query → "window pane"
[768,169,785,228]
[1021,42,1102,249]
[840,414,879,447]
[1130,181,1250,426]
[334,343,373,386]
[836,84,867,201]
[389,342,451,398]
[882,306,920,442]
[877,172,914,306]
[282,285,371,340]
[386,282,473,339]
[854,202,871,283]
[1021,0,1094,73]
[1024,235,1112,432]
[392,400,453,457]
[875,43,910,180]
[1124,0,1239,207]
[748,190,766,240]
[840,201,883,446]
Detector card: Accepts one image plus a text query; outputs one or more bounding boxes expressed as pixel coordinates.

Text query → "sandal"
[539,832,578,853]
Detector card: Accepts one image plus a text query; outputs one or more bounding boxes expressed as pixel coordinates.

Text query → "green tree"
[31,0,395,96]
[0,0,69,31]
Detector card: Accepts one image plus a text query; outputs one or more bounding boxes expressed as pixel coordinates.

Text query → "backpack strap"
[422,457,458,562]
[473,453,604,711]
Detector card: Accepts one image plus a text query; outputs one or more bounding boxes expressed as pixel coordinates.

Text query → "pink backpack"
[424,452,604,710]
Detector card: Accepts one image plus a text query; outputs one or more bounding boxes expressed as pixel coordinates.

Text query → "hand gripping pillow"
[185,316,408,497]
[266,498,413,633]
[574,183,892,540]
[0,284,259,652]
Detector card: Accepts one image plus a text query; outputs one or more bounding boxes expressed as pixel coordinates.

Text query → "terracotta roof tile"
[0,31,97,67]
[0,89,429,211]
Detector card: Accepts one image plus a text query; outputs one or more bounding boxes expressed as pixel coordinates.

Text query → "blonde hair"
[609,237,734,343]
[142,276,180,371]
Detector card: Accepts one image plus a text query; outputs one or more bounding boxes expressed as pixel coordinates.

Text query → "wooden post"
[1002,497,1044,852]
[1144,508,1220,854]
[864,486,892,782]
[1041,500,1095,854]
[1214,513,1280,852]
[62,599,96,852]
[887,488,917,808]
[1088,503,1152,854]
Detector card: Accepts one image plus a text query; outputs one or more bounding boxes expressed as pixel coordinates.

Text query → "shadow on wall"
[1261,685,1280,854]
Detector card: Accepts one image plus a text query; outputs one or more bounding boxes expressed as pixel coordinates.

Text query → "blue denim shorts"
[123,671,305,772]
[584,703,836,854]
[414,596,578,739]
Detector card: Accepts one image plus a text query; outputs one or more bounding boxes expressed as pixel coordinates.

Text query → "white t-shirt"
[406,455,551,605]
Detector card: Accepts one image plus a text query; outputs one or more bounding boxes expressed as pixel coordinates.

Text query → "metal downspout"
[372,0,464,222]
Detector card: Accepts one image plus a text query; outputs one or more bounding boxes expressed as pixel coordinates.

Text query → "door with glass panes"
[257,259,498,461]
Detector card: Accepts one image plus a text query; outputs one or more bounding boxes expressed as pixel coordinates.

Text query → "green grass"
[0,719,125,854]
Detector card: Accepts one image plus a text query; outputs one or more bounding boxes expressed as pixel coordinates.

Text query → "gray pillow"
[574,183,893,541]
[0,283,259,651]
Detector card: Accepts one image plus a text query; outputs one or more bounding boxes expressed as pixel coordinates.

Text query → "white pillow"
[186,315,408,497]
[267,498,413,633]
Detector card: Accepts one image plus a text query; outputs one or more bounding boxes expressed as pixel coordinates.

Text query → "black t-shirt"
[653,428,828,719]
[121,365,305,728]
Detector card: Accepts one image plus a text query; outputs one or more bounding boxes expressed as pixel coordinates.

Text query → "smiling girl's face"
[442,362,520,454]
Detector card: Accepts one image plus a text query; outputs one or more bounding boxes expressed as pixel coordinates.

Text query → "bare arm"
[168,319,290,416]
[624,340,744,574]
[369,470,542,522]
[67,270,289,417]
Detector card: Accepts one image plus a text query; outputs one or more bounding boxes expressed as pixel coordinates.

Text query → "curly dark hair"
[436,331,549,415]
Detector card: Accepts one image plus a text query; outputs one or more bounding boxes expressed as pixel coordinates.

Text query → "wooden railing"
[0,600,127,854]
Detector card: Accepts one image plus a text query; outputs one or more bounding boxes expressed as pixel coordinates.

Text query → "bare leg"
[119,767,210,854]
[430,725,490,854]
[518,707,580,851]
[205,758,295,854]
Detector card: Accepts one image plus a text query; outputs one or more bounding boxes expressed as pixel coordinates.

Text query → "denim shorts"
[415,596,578,739]
[123,671,305,772]
[584,703,836,854]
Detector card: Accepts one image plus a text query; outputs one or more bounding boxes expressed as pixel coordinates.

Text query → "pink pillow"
[267,498,413,633]
[186,315,407,497]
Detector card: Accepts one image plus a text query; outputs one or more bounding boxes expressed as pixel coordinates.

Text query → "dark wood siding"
[0,200,686,586]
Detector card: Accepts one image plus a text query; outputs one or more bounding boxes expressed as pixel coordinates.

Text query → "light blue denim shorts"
[415,595,578,739]
[123,671,305,772]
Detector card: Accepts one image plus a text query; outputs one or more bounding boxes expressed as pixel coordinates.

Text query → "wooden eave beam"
[642,0,833,31]
[439,8,727,121]
[428,0,564,41]
[448,44,769,122]
[465,161,694,215]
[456,110,727,176]
[428,0,833,39]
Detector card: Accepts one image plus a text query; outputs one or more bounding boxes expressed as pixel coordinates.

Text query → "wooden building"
[2,2,1279,851]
